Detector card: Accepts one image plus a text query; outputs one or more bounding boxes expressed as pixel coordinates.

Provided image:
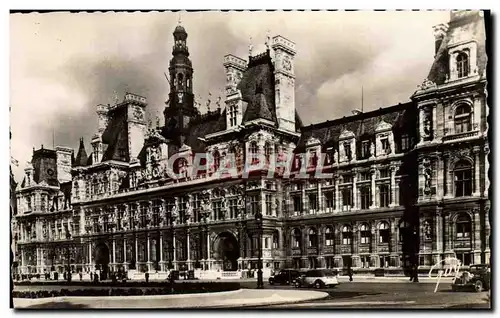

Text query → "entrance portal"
[94,242,110,280]
[213,232,239,271]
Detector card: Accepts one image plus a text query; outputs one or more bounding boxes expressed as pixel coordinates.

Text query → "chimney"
[432,23,449,56]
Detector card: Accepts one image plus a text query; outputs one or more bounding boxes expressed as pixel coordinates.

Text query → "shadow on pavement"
[20,302,90,309]
[323,291,383,299]
[445,303,490,309]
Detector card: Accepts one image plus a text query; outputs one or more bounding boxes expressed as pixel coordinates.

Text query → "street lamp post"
[255,210,264,289]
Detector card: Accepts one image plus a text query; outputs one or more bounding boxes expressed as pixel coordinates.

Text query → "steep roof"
[427,11,487,85]
[101,106,129,162]
[296,102,414,151]
[73,138,88,167]
[238,51,277,124]
[186,110,226,152]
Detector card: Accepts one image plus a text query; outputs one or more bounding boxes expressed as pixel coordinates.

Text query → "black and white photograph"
[8,8,492,310]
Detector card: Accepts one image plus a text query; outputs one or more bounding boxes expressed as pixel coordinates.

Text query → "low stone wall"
[12,282,241,299]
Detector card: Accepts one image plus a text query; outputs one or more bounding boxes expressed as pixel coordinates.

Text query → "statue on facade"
[422,158,432,194]
[423,220,432,240]
[422,108,432,138]
[370,142,375,157]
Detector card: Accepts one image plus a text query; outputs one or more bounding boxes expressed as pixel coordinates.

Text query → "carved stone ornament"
[422,108,432,138]
[417,78,437,91]
[422,158,432,194]
[423,220,432,240]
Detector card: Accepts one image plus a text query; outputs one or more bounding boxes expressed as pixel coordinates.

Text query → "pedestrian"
[79,272,83,281]
[413,264,419,283]
[90,271,93,282]
[348,266,353,282]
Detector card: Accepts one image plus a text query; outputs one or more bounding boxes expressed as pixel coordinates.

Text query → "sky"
[10,10,450,182]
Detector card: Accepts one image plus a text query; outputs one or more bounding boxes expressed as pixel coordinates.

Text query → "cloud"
[9,10,450,181]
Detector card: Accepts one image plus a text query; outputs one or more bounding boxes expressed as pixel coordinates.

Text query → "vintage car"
[451,264,490,292]
[268,269,302,285]
[295,269,339,289]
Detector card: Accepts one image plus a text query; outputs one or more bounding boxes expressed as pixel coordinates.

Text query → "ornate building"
[12,11,489,278]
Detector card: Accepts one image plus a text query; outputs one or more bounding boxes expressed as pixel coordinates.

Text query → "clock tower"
[163,23,198,144]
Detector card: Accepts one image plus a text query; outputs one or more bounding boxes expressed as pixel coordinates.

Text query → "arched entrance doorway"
[94,242,110,280]
[213,232,239,271]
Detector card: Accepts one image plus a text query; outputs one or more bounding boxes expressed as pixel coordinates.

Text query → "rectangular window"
[379,229,390,244]
[308,194,318,213]
[360,171,371,181]
[401,134,410,151]
[344,142,352,161]
[456,253,472,266]
[229,198,238,219]
[229,105,237,127]
[342,174,353,184]
[249,195,259,215]
[379,167,390,179]
[293,196,302,215]
[212,201,222,221]
[361,140,370,159]
[455,170,472,197]
[265,194,273,216]
[264,237,269,249]
[325,192,334,212]
[360,186,371,210]
[380,184,390,208]
[342,188,352,211]
[381,137,390,154]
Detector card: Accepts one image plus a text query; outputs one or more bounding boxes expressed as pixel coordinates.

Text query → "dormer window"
[381,137,390,154]
[344,142,352,161]
[361,140,370,159]
[265,142,273,164]
[229,104,237,127]
[456,52,470,78]
[454,104,472,133]
[249,141,259,164]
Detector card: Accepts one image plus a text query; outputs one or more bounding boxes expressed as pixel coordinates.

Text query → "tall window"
[308,194,318,213]
[454,104,472,134]
[273,230,279,249]
[293,196,302,215]
[456,52,469,78]
[379,222,390,244]
[249,195,260,215]
[454,160,473,197]
[361,140,370,159]
[265,142,273,164]
[456,214,472,238]
[381,137,390,154]
[229,104,237,127]
[360,170,371,181]
[228,198,238,219]
[265,194,273,216]
[325,226,334,246]
[152,201,160,227]
[456,252,472,266]
[293,228,301,248]
[249,142,259,164]
[325,192,334,212]
[213,150,221,171]
[360,186,371,210]
[379,167,390,179]
[308,228,318,247]
[379,184,390,207]
[344,142,352,161]
[360,224,370,244]
[212,201,222,221]
[401,134,410,151]
[342,225,352,245]
[342,188,352,211]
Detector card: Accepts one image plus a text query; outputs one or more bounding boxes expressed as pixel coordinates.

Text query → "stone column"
[484,144,490,197]
[147,235,151,272]
[318,182,323,214]
[334,176,340,212]
[473,209,482,264]
[187,230,192,270]
[389,218,398,267]
[352,169,358,210]
[389,166,397,207]
[351,224,360,267]
[173,232,178,270]
[484,206,490,264]
[473,146,481,196]
[436,154,445,199]
[301,185,307,215]
[159,233,165,271]
[443,213,453,259]
[444,155,453,198]
[88,242,93,271]
[123,238,128,271]
[134,236,138,269]
[112,239,116,271]
[370,168,377,209]
[433,208,443,266]
[370,225,378,268]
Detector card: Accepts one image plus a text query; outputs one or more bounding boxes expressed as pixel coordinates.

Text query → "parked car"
[268,269,302,285]
[451,264,490,292]
[295,269,339,289]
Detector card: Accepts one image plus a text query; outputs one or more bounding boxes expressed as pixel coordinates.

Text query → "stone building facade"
[12,11,489,278]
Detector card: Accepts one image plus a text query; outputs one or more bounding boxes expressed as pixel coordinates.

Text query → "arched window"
[454,160,473,197]
[250,141,259,164]
[308,228,318,247]
[360,223,371,244]
[292,228,301,248]
[456,52,469,78]
[92,178,99,195]
[325,226,334,246]
[213,150,221,171]
[379,222,390,244]
[456,214,472,239]
[454,104,472,134]
[342,225,352,245]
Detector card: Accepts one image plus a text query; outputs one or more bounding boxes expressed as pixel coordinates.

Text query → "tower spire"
[178,11,182,25]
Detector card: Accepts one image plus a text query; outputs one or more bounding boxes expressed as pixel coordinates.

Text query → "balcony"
[292,248,302,256]
[323,245,334,254]
[307,247,318,255]
[453,239,471,249]
[442,130,479,142]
